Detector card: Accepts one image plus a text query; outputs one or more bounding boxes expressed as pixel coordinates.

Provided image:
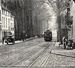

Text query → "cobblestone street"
[0,38,75,68]
[1,0,75,68]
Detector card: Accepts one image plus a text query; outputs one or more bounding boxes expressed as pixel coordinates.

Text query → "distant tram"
[44,30,52,41]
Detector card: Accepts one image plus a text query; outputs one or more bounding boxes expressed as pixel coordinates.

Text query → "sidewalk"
[51,42,75,58]
[0,37,36,46]
[0,40,22,46]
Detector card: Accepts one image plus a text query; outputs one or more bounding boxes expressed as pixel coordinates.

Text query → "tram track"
[0,41,47,66]
[29,42,56,67]
[12,43,48,66]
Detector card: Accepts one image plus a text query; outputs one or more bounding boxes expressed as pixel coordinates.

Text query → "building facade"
[0,0,2,41]
[1,6,14,37]
[57,0,73,42]
[70,0,75,42]
[0,1,14,41]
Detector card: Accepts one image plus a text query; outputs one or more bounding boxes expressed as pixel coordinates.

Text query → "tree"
[45,0,71,41]
[2,0,33,39]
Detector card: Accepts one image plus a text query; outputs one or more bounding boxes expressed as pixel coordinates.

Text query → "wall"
[0,0,2,41]
[70,1,75,42]
[1,7,14,37]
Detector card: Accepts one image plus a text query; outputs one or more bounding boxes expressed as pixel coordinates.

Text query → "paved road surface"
[0,38,51,66]
[0,38,75,68]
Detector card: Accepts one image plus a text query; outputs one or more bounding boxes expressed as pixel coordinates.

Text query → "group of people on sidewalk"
[62,37,75,49]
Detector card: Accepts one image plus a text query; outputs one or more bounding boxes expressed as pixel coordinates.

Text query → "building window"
[7,12,8,16]
[2,17,4,27]
[2,9,4,15]
[6,11,7,16]
[8,13,10,16]
[6,18,7,28]
[5,11,7,15]
[2,17,5,28]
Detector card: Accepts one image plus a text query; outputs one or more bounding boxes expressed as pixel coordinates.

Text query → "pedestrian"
[2,37,5,44]
[62,37,67,49]
[25,34,27,40]
[21,33,24,41]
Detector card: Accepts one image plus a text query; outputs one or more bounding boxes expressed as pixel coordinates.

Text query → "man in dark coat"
[2,37,5,44]
[21,33,25,41]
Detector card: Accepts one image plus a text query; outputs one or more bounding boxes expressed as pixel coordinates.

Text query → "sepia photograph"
[0,0,75,68]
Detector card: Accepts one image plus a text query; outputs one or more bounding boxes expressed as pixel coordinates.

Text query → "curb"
[50,50,75,58]
[0,37,37,46]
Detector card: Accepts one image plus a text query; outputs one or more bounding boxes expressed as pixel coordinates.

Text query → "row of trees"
[2,0,34,40]
[2,0,75,40]
[32,0,73,41]
[32,0,55,34]
[46,0,74,41]
[2,0,57,39]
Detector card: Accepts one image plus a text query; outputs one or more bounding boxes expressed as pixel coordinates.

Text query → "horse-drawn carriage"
[5,35,15,44]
